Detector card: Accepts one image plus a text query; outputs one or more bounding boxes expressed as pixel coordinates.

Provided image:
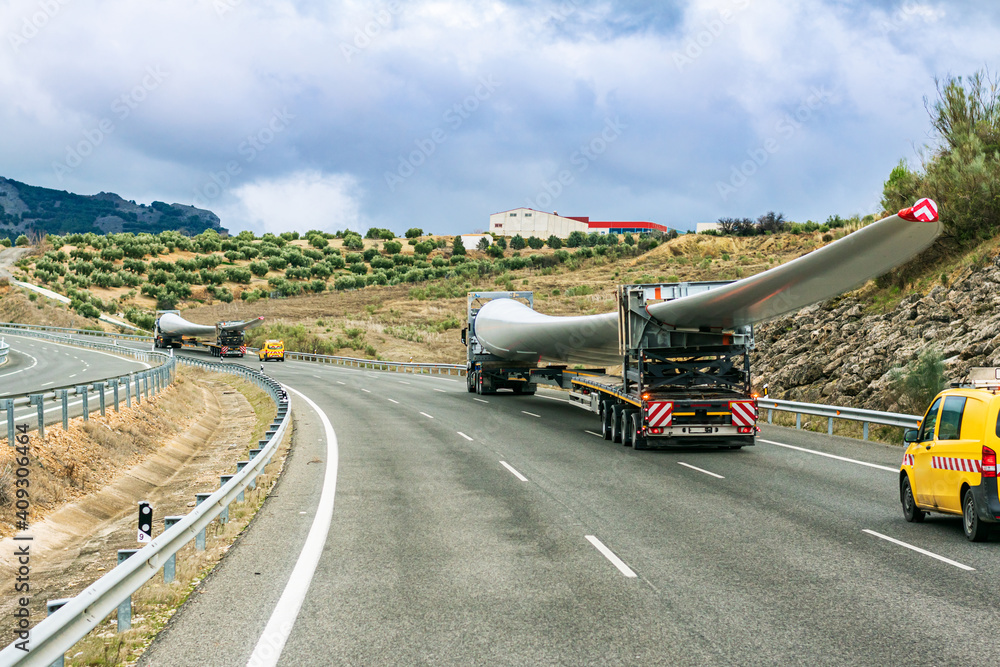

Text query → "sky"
[1,0,997,236]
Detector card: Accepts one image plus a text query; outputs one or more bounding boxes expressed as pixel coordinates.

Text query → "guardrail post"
[863,422,869,441]
[134,375,141,404]
[75,386,89,421]
[93,382,106,417]
[795,413,801,430]
[768,408,773,424]
[827,417,833,436]
[126,378,133,408]
[235,462,248,502]
[144,372,151,400]
[195,493,212,550]
[248,449,261,490]
[219,475,233,523]
[46,598,72,667]
[54,390,69,430]
[29,394,45,439]
[116,549,139,631]
[113,380,120,412]
[163,516,183,583]
[1,399,13,446]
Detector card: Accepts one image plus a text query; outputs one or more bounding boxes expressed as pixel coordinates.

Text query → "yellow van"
[258,339,285,362]
[901,368,1000,541]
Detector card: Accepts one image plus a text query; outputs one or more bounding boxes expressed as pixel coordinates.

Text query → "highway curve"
[130,355,1000,666]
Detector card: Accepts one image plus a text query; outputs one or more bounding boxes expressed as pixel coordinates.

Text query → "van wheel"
[901,477,925,523]
[963,489,990,542]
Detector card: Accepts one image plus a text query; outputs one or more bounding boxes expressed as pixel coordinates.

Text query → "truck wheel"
[467,374,475,393]
[602,406,613,440]
[621,410,634,448]
[631,413,647,450]
[611,405,624,444]
[963,489,990,542]
[901,477,925,523]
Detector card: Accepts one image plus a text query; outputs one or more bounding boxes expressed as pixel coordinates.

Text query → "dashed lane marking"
[759,439,897,473]
[473,398,488,404]
[585,430,603,438]
[585,535,637,578]
[420,412,434,419]
[387,399,400,404]
[500,461,528,481]
[862,529,974,571]
[433,388,446,393]
[457,432,473,441]
[678,462,725,479]
[522,411,541,418]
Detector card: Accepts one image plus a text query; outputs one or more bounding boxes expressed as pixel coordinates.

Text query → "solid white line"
[433,388,446,393]
[538,394,568,402]
[247,384,339,666]
[457,432,473,441]
[361,388,371,393]
[522,411,541,418]
[862,529,974,571]
[584,430,604,438]
[387,398,399,404]
[420,412,434,419]
[473,398,488,404]
[500,461,528,481]
[0,350,38,379]
[759,439,897,473]
[585,535,637,578]
[678,462,725,479]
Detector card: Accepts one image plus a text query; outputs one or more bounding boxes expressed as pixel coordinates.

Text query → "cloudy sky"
[1,0,996,236]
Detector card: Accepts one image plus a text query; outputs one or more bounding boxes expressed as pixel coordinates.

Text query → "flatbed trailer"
[464,283,758,450]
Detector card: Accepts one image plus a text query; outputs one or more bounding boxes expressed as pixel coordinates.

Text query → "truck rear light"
[983,446,997,478]
[737,426,753,434]
[650,427,663,435]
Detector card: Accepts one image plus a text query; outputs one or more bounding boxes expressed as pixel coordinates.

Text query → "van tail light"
[983,446,997,478]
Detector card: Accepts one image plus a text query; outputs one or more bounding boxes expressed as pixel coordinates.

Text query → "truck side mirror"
[461,328,467,345]
[903,429,919,443]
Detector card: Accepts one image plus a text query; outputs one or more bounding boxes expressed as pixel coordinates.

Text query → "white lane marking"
[68,374,77,378]
[585,535,637,578]
[678,462,725,479]
[500,461,528,481]
[473,398,488,404]
[428,377,459,383]
[538,394,568,402]
[387,398,400,404]
[311,375,321,379]
[420,412,434,419]
[248,385,339,666]
[40,381,54,387]
[361,388,371,393]
[522,411,541,418]
[584,430,604,438]
[433,388,446,393]
[457,432,473,441]
[759,439,897,473]
[336,381,346,385]
[398,381,411,385]
[0,350,38,379]
[862,529,974,571]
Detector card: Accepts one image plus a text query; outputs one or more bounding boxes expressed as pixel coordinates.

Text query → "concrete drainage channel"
[0,349,291,667]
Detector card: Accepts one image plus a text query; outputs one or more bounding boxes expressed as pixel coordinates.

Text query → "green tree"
[566,231,586,247]
[477,237,491,251]
[527,236,545,249]
[405,228,423,238]
[15,234,29,247]
[452,236,466,256]
[510,234,526,250]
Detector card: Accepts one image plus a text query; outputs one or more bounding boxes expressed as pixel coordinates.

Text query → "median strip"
[585,535,637,578]
[862,529,974,571]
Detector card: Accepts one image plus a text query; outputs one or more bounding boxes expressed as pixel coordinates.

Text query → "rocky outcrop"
[754,257,1000,413]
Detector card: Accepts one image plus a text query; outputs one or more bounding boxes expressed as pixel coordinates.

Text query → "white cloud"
[222,170,364,234]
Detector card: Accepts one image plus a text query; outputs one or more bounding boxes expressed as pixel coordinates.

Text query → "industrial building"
[488,208,671,238]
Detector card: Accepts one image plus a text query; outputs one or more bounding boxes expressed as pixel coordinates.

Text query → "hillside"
[0,176,225,241]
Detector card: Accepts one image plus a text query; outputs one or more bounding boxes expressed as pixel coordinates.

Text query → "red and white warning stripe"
[898,197,939,222]
[241,345,247,354]
[221,345,228,355]
[902,453,914,467]
[646,401,673,427]
[932,456,982,473]
[730,400,757,427]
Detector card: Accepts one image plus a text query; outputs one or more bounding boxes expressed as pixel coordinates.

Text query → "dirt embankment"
[0,368,269,644]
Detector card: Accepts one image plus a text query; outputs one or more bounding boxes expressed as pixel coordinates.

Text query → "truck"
[462,282,757,450]
[154,311,264,358]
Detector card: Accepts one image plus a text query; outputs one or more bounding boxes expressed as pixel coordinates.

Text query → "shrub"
[405,228,423,238]
[414,240,435,255]
[250,260,270,277]
[383,240,402,255]
[267,256,288,271]
[371,256,394,270]
[349,262,368,275]
[345,252,364,264]
[15,234,29,247]
[326,255,346,270]
[224,266,252,284]
[308,234,329,249]
[487,244,504,258]
[510,234,526,250]
[477,237,490,251]
[888,348,947,413]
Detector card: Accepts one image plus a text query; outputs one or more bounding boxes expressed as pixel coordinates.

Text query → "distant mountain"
[0,176,226,240]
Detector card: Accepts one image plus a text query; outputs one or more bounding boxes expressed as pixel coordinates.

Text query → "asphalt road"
[128,355,1000,666]
[0,333,152,431]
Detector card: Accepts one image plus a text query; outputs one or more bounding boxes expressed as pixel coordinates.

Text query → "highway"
[0,333,152,429]
[129,355,999,666]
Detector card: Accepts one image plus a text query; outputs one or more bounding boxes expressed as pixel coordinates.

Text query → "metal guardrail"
[0,338,8,366]
[758,397,922,440]
[281,350,465,375]
[0,357,290,666]
[0,321,152,342]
